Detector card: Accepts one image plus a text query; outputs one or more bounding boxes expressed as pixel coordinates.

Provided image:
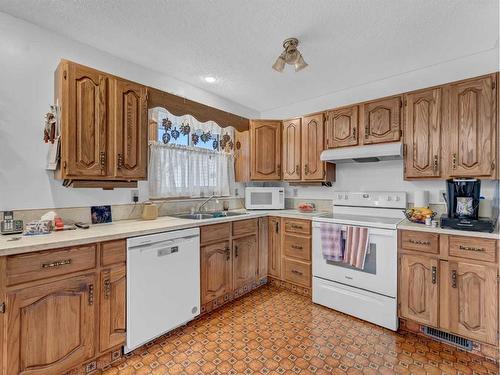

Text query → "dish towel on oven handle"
[319,223,344,261]
[343,226,369,269]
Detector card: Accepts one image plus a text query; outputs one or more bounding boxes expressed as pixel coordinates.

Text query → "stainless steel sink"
[170,211,249,220]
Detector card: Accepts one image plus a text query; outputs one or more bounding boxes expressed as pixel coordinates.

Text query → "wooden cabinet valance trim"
[147,87,250,131]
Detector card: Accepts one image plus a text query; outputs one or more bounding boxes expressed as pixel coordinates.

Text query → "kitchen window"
[148,108,235,198]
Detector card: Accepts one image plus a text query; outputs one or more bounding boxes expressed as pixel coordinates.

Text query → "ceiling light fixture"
[272,38,308,73]
[204,76,216,83]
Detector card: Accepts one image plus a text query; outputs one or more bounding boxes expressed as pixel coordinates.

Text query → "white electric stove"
[312,191,407,331]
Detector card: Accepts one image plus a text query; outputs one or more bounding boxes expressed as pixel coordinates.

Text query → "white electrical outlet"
[293,188,298,197]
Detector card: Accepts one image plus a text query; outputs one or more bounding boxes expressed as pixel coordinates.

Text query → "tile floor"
[103,285,498,375]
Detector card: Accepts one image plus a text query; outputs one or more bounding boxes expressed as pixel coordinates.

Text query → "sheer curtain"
[149,143,235,198]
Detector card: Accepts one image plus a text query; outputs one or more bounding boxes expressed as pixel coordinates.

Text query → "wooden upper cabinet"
[233,235,258,290]
[404,88,442,179]
[5,274,96,375]
[113,79,148,180]
[302,114,325,180]
[250,120,282,180]
[63,62,108,178]
[201,241,232,304]
[447,261,497,344]
[361,96,402,144]
[282,118,301,180]
[100,265,126,352]
[326,105,358,148]
[399,254,438,327]
[234,130,250,182]
[447,74,497,177]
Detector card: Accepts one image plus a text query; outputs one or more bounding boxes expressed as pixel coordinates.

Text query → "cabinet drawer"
[200,222,231,244]
[284,218,311,235]
[101,239,126,266]
[449,237,496,262]
[283,234,311,261]
[400,231,439,254]
[6,244,97,286]
[232,218,258,237]
[283,258,311,287]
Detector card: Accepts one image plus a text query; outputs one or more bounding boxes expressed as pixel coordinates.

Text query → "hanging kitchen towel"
[344,226,369,269]
[320,223,344,261]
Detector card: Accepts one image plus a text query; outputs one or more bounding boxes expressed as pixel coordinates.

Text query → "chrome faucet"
[196,195,219,213]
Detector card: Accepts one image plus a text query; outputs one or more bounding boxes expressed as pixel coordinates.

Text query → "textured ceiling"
[0,0,498,113]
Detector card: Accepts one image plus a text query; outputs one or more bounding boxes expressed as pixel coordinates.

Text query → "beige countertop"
[397,219,499,240]
[0,209,328,257]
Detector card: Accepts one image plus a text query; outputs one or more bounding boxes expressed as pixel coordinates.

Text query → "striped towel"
[343,226,369,269]
[320,223,344,261]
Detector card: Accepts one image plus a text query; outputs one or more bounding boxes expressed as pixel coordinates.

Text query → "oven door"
[312,222,397,297]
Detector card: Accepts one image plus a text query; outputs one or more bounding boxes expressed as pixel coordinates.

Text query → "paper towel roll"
[414,190,429,208]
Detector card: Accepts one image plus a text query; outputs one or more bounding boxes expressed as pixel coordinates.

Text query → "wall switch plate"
[292,188,298,197]
[439,190,446,202]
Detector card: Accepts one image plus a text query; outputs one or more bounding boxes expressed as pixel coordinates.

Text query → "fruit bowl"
[403,207,436,224]
[298,202,316,213]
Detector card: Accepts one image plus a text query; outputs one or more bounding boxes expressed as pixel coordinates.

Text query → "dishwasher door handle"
[130,235,199,252]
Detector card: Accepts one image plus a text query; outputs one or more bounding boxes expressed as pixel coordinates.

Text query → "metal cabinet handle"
[104,278,111,299]
[408,239,430,246]
[117,153,124,169]
[452,153,457,169]
[291,224,303,230]
[352,127,357,139]
[225,247,230,261]
[431,266,437,284]
[291,245,303,250]
[275,221,279,233]
[42,259,71,269]
[451,270,457,288]
[99,151,106,169]
[291,269,303,276]
[234,245,239,258]
[459,245,485,252]
[295,164,300,174]
[365,125,369,138]
[433,155,438,173]
[88,284,94,305]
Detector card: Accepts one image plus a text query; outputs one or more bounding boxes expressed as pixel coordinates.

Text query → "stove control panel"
[333,192,407,209]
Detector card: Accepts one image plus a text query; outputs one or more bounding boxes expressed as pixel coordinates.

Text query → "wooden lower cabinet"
[233,235,258,289]
[446,261,498,345]
[201,241,232,304]
[100,265,126,352]
[5,274,97,375]
[258,217,269,279]
[399,230,499,347]
[399,254,438,327]
[268,217,282,278]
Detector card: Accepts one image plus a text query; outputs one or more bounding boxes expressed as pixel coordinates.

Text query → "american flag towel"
[320,223,344,261]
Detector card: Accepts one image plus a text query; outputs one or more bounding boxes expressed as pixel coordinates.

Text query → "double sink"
[170,211,249,220]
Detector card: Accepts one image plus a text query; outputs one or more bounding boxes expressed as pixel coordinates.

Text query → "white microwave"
[245,187,285,210]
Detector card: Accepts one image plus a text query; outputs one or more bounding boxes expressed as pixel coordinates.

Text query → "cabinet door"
[302,114,325,180]
[233,235,258,290]
[447,261,497,344]
[250,120,282,180]
[362,96,402,144]
[234,130,250,182]
[100,265,126,352]
[201,241,232,304]
[66,63,108,178]
[326,106,358,148]
[399,254,438,327]
[5,274,96,375]
[448,75,497,177]
[282,119,301,180]
[404,88,442,178]
[258,217,269,279]
[268,217,282,278]
[113,79,148,179]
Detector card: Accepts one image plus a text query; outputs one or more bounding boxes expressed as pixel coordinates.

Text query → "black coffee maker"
[441,178,496,232]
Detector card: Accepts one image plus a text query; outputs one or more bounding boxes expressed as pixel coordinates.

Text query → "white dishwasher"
[126,227,200,353]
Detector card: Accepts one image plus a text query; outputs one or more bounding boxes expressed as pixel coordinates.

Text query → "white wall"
[0,12,258,211]
[260,49,499,119]
[283,161,498,205]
